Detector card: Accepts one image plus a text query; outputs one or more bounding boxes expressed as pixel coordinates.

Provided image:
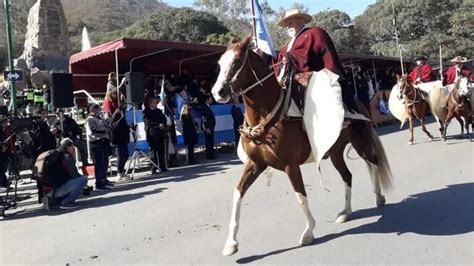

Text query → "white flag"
[252,0,276,58]
[81,27,91,51]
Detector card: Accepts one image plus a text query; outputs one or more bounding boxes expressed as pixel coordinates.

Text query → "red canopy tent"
[69,38,226,94]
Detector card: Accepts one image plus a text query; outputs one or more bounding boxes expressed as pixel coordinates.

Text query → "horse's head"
[455,76,472,97]
[396,74,411,99]
[211,35,260,103]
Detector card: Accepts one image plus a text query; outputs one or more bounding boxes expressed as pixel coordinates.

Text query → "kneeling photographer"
[36,138,88,210]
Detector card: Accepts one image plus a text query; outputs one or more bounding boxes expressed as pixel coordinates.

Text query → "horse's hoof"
[300,232,314,246]
[428,137,433,141]
[408,141,413,145]
[441,137,446,142]
[376,195,386,208]
[222,242,239,256]
[335,213,350,223]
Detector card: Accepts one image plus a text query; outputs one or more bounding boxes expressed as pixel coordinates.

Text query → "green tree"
[310,9,360,53]
[0,0,35,59]
[62,0,169,36]
[125,8,229,43]
[205,32,240,45]
[193,0,250,35]
[355,0,473,60]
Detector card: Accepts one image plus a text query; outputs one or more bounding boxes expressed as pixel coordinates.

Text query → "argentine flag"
[252,0,276,58]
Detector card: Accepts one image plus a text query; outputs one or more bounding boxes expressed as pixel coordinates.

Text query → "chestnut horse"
[211,36,393,256]
[397,76,434,145]
[444,76,472,140]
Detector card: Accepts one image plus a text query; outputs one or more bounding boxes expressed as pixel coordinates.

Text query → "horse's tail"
[366,126,393,191]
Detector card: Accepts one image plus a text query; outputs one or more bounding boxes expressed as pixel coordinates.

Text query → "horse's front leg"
[222,159,267,256]
[285,165,315,245]
[455,116,464,137]
[408,115,414,145]
[437,119,445,141]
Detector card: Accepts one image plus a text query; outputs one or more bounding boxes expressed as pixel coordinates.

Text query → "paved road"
[1,119,473,265]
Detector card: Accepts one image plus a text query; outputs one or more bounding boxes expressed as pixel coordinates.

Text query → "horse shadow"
[376,114,438,137]
[236,182,474,264]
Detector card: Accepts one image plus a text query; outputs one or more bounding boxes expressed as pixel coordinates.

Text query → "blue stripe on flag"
[125,103,244,153]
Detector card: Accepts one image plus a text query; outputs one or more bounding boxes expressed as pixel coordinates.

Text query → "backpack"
[32,149,67,187]
[63,115,82,140]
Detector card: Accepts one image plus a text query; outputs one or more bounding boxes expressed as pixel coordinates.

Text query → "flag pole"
[439,43,443,82]
[250,0,258,47]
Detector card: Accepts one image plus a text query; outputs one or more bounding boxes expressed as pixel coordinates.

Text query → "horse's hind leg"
[329,141,353,223]
[464,115,472,140]
[408,115,414,145]
[420,117,434,141]
[350,123,390,208]
[285,165,316,245]
[443,112,455,141]
[222,159,266,256]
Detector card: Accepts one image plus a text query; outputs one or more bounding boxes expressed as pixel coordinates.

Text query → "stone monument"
[16,0,71,87]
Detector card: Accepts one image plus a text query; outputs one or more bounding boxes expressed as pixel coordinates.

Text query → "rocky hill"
[62,0,169,35]
[0,0,169,59]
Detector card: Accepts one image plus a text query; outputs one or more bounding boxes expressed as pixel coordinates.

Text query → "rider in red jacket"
[444,56,473,85]
[276,9,357,112]
[408,56,434,84]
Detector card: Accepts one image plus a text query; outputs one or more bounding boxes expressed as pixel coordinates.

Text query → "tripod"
[0,142,22,217]
[125,105,159,180]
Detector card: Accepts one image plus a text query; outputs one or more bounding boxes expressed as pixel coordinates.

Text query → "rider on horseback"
[408,55,434,85]
[444,56,473,85]
[275,9,358,115]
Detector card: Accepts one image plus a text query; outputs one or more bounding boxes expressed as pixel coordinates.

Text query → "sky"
[165,0,376,18]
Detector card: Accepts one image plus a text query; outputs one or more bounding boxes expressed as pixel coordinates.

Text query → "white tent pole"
[350,59,358,98]
[115,48,120,106]
[372,59,379,91]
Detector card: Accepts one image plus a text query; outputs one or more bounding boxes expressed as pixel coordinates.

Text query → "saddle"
[282,69,313,118]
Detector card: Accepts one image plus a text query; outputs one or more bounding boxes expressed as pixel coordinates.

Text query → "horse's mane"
[227,34,253,55]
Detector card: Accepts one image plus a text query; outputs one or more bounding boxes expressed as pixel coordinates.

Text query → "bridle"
[228,48,283,97]
[399,79,422,104]
[225,48,286,138]
[451,77,472,105]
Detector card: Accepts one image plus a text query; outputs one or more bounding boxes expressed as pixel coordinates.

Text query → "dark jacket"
[231,104,244,130]
[200,104,216,133]
[143,107,167,148]
[47,150,68,188]
[32,119,57,157]
[163,102,177,143]
[62,115,83,141]
[181,112,198,145]
[110,108,130,145]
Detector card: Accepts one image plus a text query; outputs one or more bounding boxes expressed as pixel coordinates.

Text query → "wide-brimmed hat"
[414,55,428,61]
[450,56,469,63]
[278,9,312,27]
[60,138,75,150]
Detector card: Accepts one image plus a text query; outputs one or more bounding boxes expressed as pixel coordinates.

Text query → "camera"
[10,117,36,131]
[82,185,93,195]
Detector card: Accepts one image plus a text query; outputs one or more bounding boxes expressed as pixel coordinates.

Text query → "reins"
[230,49,283,97]
[402,82,422,105]
[230,49,286,139]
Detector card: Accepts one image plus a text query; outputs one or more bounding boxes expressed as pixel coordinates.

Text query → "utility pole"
[3,0,17,114]
[391,0,404,75]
